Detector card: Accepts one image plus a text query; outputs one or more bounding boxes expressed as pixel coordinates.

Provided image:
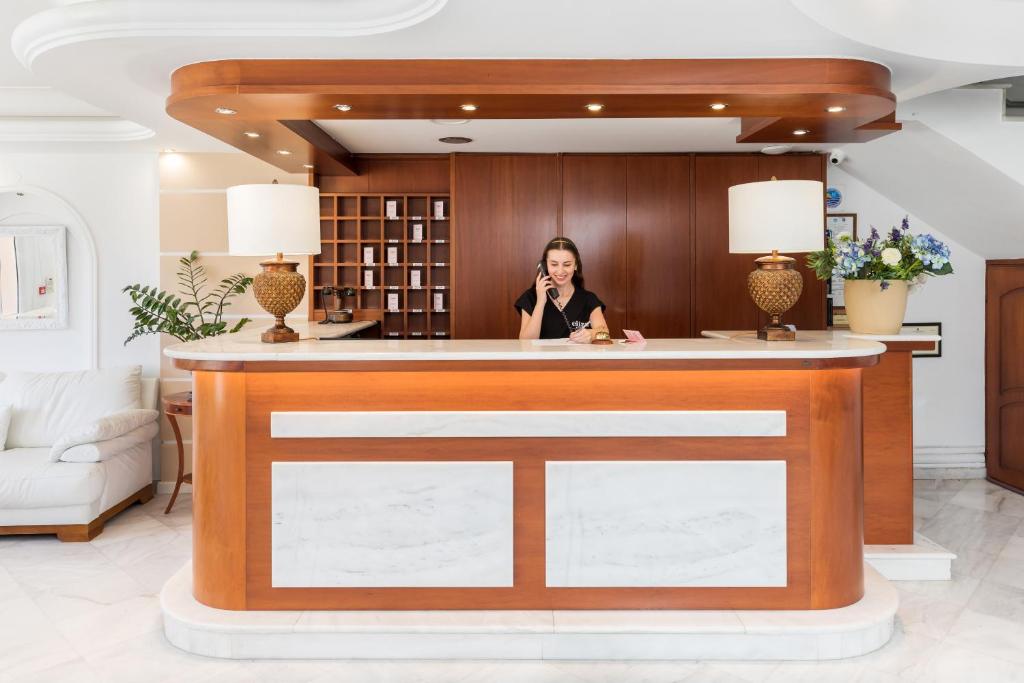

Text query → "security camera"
[828,149,846,166]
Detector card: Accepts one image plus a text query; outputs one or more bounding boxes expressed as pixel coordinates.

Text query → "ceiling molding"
[0,87,111,117]
[0,118,154,142]
[166,58,900,173]
[12,0,448,69]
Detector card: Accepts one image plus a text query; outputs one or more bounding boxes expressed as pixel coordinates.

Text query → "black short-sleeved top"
[514,287,606,339]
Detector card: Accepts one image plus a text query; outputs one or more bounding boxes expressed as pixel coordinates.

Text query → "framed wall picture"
[826,213,858,240]
[901,322,942,357]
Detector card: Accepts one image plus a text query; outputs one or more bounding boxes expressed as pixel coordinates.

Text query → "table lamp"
[226,182,321,343]
[728,178,823,341]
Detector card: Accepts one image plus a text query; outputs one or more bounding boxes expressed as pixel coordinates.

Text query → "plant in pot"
[122,250,254,344]
[807,217,953,334]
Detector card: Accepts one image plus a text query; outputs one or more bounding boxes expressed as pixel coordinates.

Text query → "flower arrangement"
[807,217,953,290]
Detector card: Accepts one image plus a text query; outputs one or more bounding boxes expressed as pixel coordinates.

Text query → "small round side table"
[162,391,193,514]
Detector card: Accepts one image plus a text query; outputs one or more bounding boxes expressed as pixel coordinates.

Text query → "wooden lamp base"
[748,251,803,342]
[253,255,306,344]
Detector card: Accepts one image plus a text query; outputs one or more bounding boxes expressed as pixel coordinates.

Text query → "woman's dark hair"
[540,237,585,289]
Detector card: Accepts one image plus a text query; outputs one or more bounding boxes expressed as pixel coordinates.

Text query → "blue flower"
[911,234,950,270]
[832,240,870,277]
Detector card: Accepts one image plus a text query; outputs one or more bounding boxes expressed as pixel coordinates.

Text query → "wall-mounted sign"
[826,187,843,209]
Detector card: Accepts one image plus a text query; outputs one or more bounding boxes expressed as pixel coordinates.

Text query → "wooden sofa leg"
[56,521,103,542]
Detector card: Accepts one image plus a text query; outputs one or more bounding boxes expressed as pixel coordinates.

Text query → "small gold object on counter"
[592,330,613,345]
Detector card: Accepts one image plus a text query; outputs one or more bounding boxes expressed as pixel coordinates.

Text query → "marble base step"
[864,533,956,581]
[161,563,897,661]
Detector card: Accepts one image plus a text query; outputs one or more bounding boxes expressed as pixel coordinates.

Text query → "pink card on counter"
[622,329,646,343]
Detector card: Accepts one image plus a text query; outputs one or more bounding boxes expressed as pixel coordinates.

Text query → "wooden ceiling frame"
[167,58,900,175]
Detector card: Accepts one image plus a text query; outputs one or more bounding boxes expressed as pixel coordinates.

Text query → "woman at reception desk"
[166,330,882,615]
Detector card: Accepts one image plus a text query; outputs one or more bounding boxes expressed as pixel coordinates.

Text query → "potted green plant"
[807,217,953,334]
[123,250,253,344]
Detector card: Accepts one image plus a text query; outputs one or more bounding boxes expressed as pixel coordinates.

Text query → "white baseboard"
[913,445,985,479]
[864,534,956,581]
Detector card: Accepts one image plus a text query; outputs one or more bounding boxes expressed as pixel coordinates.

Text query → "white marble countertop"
[164,324,886,363]
[702,330,941,344]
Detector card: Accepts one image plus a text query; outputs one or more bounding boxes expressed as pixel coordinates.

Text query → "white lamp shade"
[226,184,322,256]
[728,180,824,254]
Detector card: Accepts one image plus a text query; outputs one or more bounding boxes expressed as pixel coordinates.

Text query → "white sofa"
[0,367,158,541]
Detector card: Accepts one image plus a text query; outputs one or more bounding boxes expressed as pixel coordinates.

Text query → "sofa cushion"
[0,404,10,450]
[0,448,106,509]
[0,367,142,448]
[49,408,158,462]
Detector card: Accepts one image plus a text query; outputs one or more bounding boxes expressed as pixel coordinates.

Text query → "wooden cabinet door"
[626,155,692,338]
[453,154,560,339]
[694,155,760,333]
[986,261,1024,491]
[562,155,628,335]
[757,154,827,331]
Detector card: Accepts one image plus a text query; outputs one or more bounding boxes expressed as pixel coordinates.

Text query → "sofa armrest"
[49,408,158,462]
[58,421,159,463]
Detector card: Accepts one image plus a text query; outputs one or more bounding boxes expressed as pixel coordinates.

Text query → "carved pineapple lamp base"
[253,253,305,344]
[747,250,803,342]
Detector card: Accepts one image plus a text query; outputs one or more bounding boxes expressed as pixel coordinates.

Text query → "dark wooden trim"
[280,120,359,176]
[0,484,154,542]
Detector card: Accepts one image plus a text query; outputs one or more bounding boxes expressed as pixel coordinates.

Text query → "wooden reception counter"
[166,331,883,612]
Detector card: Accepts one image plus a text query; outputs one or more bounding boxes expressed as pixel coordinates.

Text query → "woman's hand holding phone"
[535,270,555,302]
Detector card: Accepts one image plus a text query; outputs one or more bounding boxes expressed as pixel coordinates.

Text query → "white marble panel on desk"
[546,460,787,587]
[271,409,786,439]
[272,461,513,588]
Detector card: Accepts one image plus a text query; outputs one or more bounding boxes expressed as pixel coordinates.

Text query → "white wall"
[0,152,159,376]
[828,168,986,474]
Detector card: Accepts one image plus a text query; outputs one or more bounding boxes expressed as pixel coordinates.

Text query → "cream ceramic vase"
[843,279,909,335]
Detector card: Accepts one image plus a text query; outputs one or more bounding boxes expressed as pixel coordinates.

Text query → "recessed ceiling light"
[439,136,473,144]
[161,148,176,154]
[460,104,477,112]
[214,107,236,115]
[431,119,471,125]
[585,103,604,112]
[709,103,728,111]
[333,104,352,112]
[793,129,809,136]
[825,106,846,113]
[303,164,315,169]
[276,149,292,155]
[243,131,260,138]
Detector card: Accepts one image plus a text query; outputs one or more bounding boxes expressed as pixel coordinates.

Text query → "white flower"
[881,247,902,266]
[836,232,853,242]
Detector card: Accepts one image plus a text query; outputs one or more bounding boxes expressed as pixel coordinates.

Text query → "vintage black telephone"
[537,261,559,303]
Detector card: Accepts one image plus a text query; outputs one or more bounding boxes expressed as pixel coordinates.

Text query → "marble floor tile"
[902,643,1024,682]
[943,608,1024,666]
[0,480,1020,681]
[893,589,965,639]
[917,502,1020,556]
[948,479,1024,518]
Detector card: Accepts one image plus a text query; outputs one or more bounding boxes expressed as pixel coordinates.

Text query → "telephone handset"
[537,261,558,302]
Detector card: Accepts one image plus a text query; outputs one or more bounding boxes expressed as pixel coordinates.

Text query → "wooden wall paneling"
[453,154,560,339]
[318,156,450,194]
[694,155,760,333]
[756,154,827,331]
[561,155,628,335]
[625,155,692,338]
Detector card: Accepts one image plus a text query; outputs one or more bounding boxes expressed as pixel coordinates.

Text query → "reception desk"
[166,333,883,613]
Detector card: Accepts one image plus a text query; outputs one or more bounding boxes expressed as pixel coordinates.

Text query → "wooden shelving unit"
[310,193,452,338]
